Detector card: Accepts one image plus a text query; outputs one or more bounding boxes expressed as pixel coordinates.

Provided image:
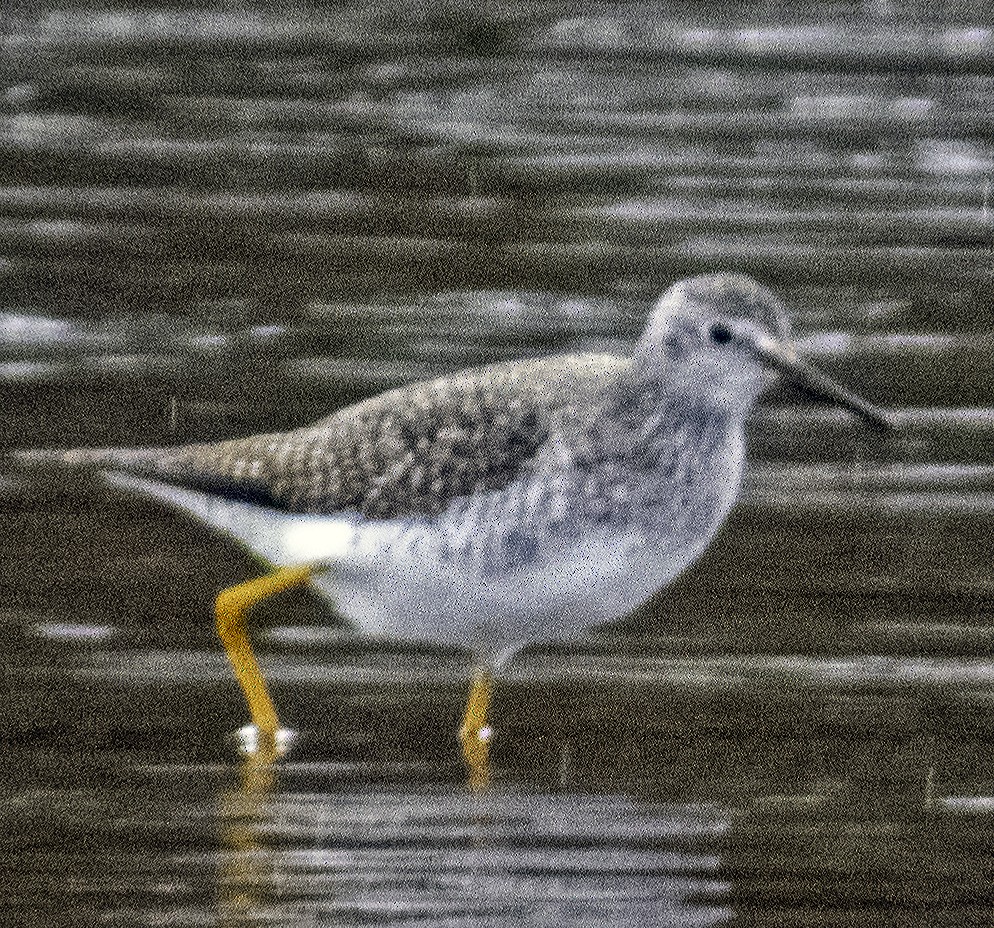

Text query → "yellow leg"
[459,668,494,790]
[215,564,320,759]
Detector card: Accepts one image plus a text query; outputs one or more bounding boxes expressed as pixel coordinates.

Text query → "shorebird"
[17,273,893,784]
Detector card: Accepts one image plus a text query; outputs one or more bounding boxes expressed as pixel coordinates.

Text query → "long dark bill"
[756,338,897,432]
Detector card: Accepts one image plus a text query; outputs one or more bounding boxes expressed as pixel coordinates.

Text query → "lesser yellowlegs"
[17,273,894,782]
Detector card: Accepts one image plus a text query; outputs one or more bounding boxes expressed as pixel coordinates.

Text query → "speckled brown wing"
[43,352,629,521]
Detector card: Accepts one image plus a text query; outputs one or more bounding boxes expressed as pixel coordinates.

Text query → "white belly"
[309,500,735,661]
[315,526,674,657]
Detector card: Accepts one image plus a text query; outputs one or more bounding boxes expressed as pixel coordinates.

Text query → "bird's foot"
[459,669,495,790]
[459,722,493,791]
[233,724,297,762]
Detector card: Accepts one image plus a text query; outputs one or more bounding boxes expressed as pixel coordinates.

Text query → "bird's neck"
[617,363,736,431]
[579,366,740,471]
[632,348,760,415]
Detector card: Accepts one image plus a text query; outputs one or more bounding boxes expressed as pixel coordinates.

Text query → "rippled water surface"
[3,2,994,926]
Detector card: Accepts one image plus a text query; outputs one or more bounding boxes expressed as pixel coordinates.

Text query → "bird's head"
[636,272,894,429]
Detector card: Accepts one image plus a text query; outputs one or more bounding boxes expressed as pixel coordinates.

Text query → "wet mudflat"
[2,2,994,926]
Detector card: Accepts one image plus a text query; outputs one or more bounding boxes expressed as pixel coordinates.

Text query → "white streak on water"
[32,621,115,642]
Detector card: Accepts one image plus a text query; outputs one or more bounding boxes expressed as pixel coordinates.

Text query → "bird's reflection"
[217,749,281,927]
[215,751,730,927]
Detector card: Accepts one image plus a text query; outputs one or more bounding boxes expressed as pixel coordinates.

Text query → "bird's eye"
[708,323,733,345]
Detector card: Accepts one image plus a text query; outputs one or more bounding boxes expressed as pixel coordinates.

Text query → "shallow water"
[3,2,994,926]
[7,602,994,926]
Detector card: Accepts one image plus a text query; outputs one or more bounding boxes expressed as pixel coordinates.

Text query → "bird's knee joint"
[215,588,253,642]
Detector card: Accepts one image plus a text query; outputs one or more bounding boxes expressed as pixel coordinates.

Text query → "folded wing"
[20,352,628,521]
